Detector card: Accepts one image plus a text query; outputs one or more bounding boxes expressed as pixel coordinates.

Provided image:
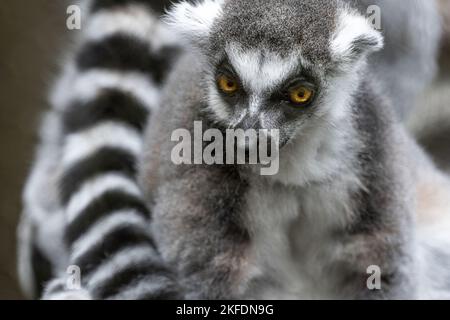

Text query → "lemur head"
[166,0,383,148]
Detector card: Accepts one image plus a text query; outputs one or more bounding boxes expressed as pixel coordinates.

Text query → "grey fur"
[210,0,338,64]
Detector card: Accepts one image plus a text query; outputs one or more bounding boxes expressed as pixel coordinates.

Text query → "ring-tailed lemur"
[18,0,182,299]
[18,0,445,299]
[138,0,450,299]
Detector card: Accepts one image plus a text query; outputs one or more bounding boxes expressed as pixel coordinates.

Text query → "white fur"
[51,68,160,112]
[207,85,231,121]
[86,4,157,42]
[227,45,299,94]
[86,4,178,51]
[242,171,359,299]
[66,174,141,223]
[61,122,142,168]
[331,9,383,62]
[35,211,69,270]
[164,0,224,47]
[241,183,303,298]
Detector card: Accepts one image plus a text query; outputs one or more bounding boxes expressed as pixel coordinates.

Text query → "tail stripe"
[72,225,156,275]
[53,70,160,112]
[92,261,172,299]
[66,174,141,222]
[66,190,150,244]
[61,122,143,168]
[63,89,149,134]
[60,147,137,204]
[86,246,159,286]
[71,211,147,260]
[34,0,182,299]
[84,246,178,298]
[76,33,172,84]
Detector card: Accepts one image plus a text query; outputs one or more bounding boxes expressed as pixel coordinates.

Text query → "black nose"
[235,116,261,131]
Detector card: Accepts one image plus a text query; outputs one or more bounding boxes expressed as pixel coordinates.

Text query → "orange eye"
[218,75,239,94]
[289,86,314,105]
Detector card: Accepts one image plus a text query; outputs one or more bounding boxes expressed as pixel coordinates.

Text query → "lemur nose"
[235,115,262,131]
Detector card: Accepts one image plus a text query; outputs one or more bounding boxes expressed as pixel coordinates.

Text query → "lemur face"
[207,46,324,147]
[166,0,383,148]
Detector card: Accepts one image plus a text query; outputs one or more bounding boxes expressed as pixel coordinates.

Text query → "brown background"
[0,0,73,299]
[0,0,449,299]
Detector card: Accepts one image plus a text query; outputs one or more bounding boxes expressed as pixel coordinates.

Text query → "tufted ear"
[331,9,383,66]
[164,0,224,49]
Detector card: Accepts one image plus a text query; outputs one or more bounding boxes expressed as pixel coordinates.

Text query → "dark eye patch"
[270,71,319,105]
[214,59,248,104]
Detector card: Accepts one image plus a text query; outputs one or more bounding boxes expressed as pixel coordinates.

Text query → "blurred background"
[0,0,73,299]
[0,0,449,299]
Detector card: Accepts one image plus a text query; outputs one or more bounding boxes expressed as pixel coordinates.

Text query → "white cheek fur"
[270,70,361,187]
[207,85,231,122]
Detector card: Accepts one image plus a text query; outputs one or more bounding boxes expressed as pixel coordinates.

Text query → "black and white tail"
[18,0,182,299]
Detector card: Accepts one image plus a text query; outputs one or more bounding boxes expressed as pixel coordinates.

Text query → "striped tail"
[23,0,181,299]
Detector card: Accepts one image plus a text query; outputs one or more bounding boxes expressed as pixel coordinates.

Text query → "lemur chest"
[241,181,352,299]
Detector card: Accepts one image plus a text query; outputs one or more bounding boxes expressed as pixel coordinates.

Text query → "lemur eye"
[289,85,314,106]
[217,75,239,95]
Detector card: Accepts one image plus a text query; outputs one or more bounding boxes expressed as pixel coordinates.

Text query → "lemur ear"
[164,0,224,49]
[331,10,384,65]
